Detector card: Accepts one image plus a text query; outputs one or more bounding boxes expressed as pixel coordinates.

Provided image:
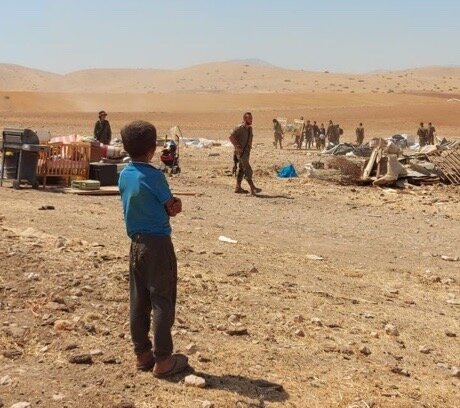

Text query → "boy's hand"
[165,197,182,217]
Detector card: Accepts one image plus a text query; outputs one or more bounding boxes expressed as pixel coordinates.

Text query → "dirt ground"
[0,101,459,408]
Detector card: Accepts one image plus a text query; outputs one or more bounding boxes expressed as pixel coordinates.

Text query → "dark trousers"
[129,234,177,361]
[236,151,253,183]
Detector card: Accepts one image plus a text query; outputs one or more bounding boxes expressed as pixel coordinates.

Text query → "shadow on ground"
[165,369,289,403]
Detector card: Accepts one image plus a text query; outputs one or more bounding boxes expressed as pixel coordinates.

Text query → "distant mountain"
[226,59,279,68]
[0,62,459,94]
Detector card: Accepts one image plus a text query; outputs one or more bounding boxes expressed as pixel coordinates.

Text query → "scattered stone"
[445,330,457,338]
[306,254,324,261]
[452,367,460,378]
[225,327,248,336]
[419,345,432,354]
[441,255,459,262]
[0,375,12,386]
[113,402,135,408]
[391,366,410,377]
[197,353,211,363]
[311,317,323,327]
[340,345,354,355]
[228,314,239,323]
[68,354,93,365]
[2,350,22,359]
[293,315,304,323]
[55,237,67,249]
[102,356,121,365]
[202,401,214,408]
[370,331,379,338]
[359,346,372,356]
[184,374,206,388]
[52,394,65,401]
[10,403,31,408]
[446,298,460,305]
[185,343,198,355]
[38,205,55,210]
[90,349,103,356]
[294,329,305,337]
[0,397,3,408]
[54,320,75,331]
[64,343,78,351]
[385,323,400,336]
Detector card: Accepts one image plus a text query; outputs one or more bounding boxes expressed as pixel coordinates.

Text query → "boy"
[119,120,189,378]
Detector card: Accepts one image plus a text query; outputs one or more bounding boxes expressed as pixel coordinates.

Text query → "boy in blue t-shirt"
[119,120,189,378]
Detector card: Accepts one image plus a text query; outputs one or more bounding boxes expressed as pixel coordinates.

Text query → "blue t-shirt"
[119,162,173,237]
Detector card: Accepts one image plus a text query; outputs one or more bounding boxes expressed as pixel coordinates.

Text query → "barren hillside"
[1,62,459,94]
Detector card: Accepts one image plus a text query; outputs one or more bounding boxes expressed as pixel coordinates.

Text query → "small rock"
[311,317,323,327]
[38,205,55,210]
[445,330,457,337]
[228,314,239,323]
[202,401,214,408]
[385,323,400,336]
[68,354,93,365]
[0,375,12,386]
[10,403,31,408]
[184,374,206,388]
[370,331,379,338]
[294,329,305,337]
[359,346,372,356]
[2,350,22,359]
[90,349,103,356]
[103,357,121,365]
[306,254,324,261]
[113,402,135,408]
[293,315,304,323]
[340,345,354,355]
[185,343,198,355]
[197,353,211,363]
[419,345,432,354]
[391,366,410,377]
[452,367,460,378]
[441,255,459,262]
[225,327,248,336]
[0,397,3,408]
[52,394,65,401]
[54,320,75,331]
[55,237,67,249]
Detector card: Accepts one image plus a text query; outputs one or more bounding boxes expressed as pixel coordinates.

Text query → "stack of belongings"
[323,143,373,157]
[362,140,408,187]
[422,140,460,185]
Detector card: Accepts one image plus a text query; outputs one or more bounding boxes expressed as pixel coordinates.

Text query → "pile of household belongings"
[323,142,373,157]
[362,138,460,187]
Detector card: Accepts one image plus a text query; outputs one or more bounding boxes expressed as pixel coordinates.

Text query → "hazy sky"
[1,0,459,73]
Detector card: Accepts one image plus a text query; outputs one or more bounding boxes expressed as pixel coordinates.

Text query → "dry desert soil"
[0,64,459,408]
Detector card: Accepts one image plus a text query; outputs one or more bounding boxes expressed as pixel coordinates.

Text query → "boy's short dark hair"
[121,120,157,158]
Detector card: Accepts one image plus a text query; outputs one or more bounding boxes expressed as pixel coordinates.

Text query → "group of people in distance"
[417,122,437,147]
[273,117,366,150]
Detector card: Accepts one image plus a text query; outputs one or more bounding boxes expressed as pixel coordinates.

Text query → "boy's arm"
[165,197,182,217]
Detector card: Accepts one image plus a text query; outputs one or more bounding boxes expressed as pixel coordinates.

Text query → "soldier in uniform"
[356,123,365,145]
[304,120,313,149]
[229,112,262,195]
[326,120,335,144]
[273,118,284,149]
[295,116,305,149]
[319,123,326,149]
[94,110,112,145]
[417,122,428,147]
[427,122,436,145]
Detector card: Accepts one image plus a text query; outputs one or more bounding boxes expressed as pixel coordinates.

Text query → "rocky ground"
[0,140,459,408]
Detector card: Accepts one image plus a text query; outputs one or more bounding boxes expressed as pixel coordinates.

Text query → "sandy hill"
[0,62,459,94]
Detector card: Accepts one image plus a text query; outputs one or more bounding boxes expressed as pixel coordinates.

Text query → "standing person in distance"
[229,112,262,196]
[94,110,112,145]
[356,123,365,145]
[273,118,284,149]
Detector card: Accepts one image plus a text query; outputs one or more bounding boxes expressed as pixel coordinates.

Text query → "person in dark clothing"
[94,110,112,145]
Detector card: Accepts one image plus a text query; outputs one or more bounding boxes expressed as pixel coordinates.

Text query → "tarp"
[278,164,298,178]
